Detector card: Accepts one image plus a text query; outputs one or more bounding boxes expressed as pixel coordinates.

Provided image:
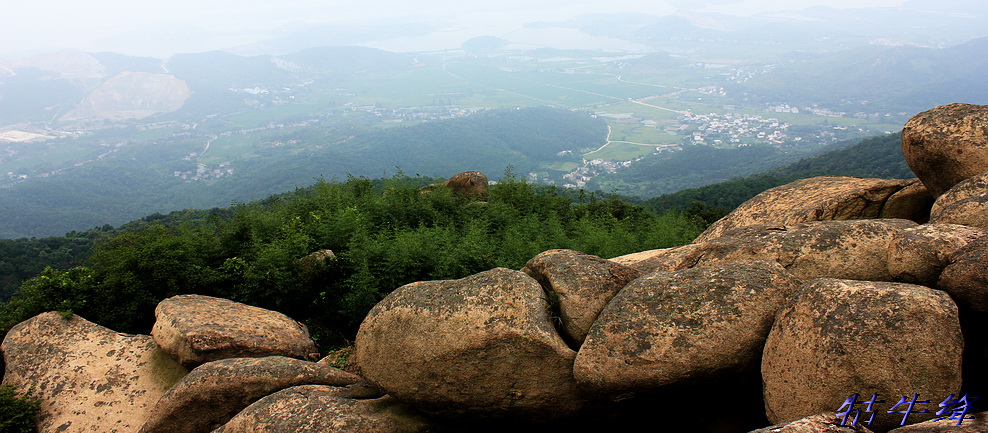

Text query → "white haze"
[1,0,980,59]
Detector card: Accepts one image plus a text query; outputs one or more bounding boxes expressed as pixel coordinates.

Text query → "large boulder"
[929,173,988,230]
[139,356,360,433]
[695,176,918,243]
[152,295,318,368]
[354,268,585,420]
[574,261,801,396]
[886,224,987,287]
[214,385,434,433]
[762,279,963,433]
[938,237,988,313]
[444,171,489,201]
[901,103,988,198]
[522,249,641,344]
[695,219,917,282]
[1,312,188,433]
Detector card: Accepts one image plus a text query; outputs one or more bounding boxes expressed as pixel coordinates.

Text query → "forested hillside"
[0,174,704,346]
[644,133,912,213]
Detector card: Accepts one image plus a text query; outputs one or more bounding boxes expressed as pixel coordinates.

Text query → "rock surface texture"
[443,171,489,201]
[152,294,318,368]
[901,103,988,197]
[750,413,876,433]
[1,312,188,433]
[139,356,360,433]
[930,173,988,230]
[214,385,433,433]
[354,267,585,420]
[522,249,641,344]
[762,279,963,433]
[695,176,919,242]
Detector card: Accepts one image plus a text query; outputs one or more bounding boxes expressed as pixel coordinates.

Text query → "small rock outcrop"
[574,261,800,396]
[762,279,963,433]
[354,267,585,420]
[522,249,641,344]
[901,103,988,197]
[1,312,188,433]
[695,176,918,242]
[139,356,360,433]
[152,294,318,368]
[444,171,489,201]
[214,385,434,433]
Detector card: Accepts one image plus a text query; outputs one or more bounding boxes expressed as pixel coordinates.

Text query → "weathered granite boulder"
[879,180,935,223]
[444,171,489,201]
[214,385,434,433]
[695,176,918,243]
[695,219,917,282]
[1,312,188,433]
[152,294,318,368]
[139,356,360,433]
[938,237,988,312]
[901,103,988,198]
[522,249,641,344]
[354,267,585,420]
[574,261,800,396]
[608,243,704,274]
[887,224,987,287]
[750,413,876,433]
[887,411,988,432]
[930,173,988,230]
[762,279,963,433]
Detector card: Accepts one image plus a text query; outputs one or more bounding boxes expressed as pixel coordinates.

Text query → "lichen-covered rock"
[762,279,963,433]
[152,295,318,368]
[901,103,988,197]
[214,385,434,433]
[887,411,988,432]
[695,219,917,282]
[354,268,585,420]
[444,171,488,201]
[695,176,917,243]
[938,237,988,312]
[930,173,988,230]
[574,261,800,396]
[879,180,935,223]
[750,413,876,433]
[1,312,188,433]
[887,224,987,287]
[139,356,360,433]
[522,249,641,344]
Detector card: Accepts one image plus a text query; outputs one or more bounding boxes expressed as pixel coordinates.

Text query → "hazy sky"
[0,0,920,58]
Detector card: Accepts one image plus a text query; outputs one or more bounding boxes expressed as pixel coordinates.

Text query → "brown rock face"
[930,173,988,230]
[695,176,917,243]
[139,356,360,433]
[902,103,988,198]
[608,243,704,274]
[152,295,318,369]
[443,171,489,201]
[695,219,917,282]
[354,268,585,420]
[750,413,876,433]
[887,411,988,432]
[762,279,963,433]
[215,385,434,433]
[879,180,935,223]
[522,249,641,344]
[938,237,988,312]
[887,224,987,287]
[574,261,801,396]
[1,312,188,433]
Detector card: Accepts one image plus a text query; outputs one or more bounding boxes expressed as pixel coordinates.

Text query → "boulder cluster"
[2,103,987,432]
